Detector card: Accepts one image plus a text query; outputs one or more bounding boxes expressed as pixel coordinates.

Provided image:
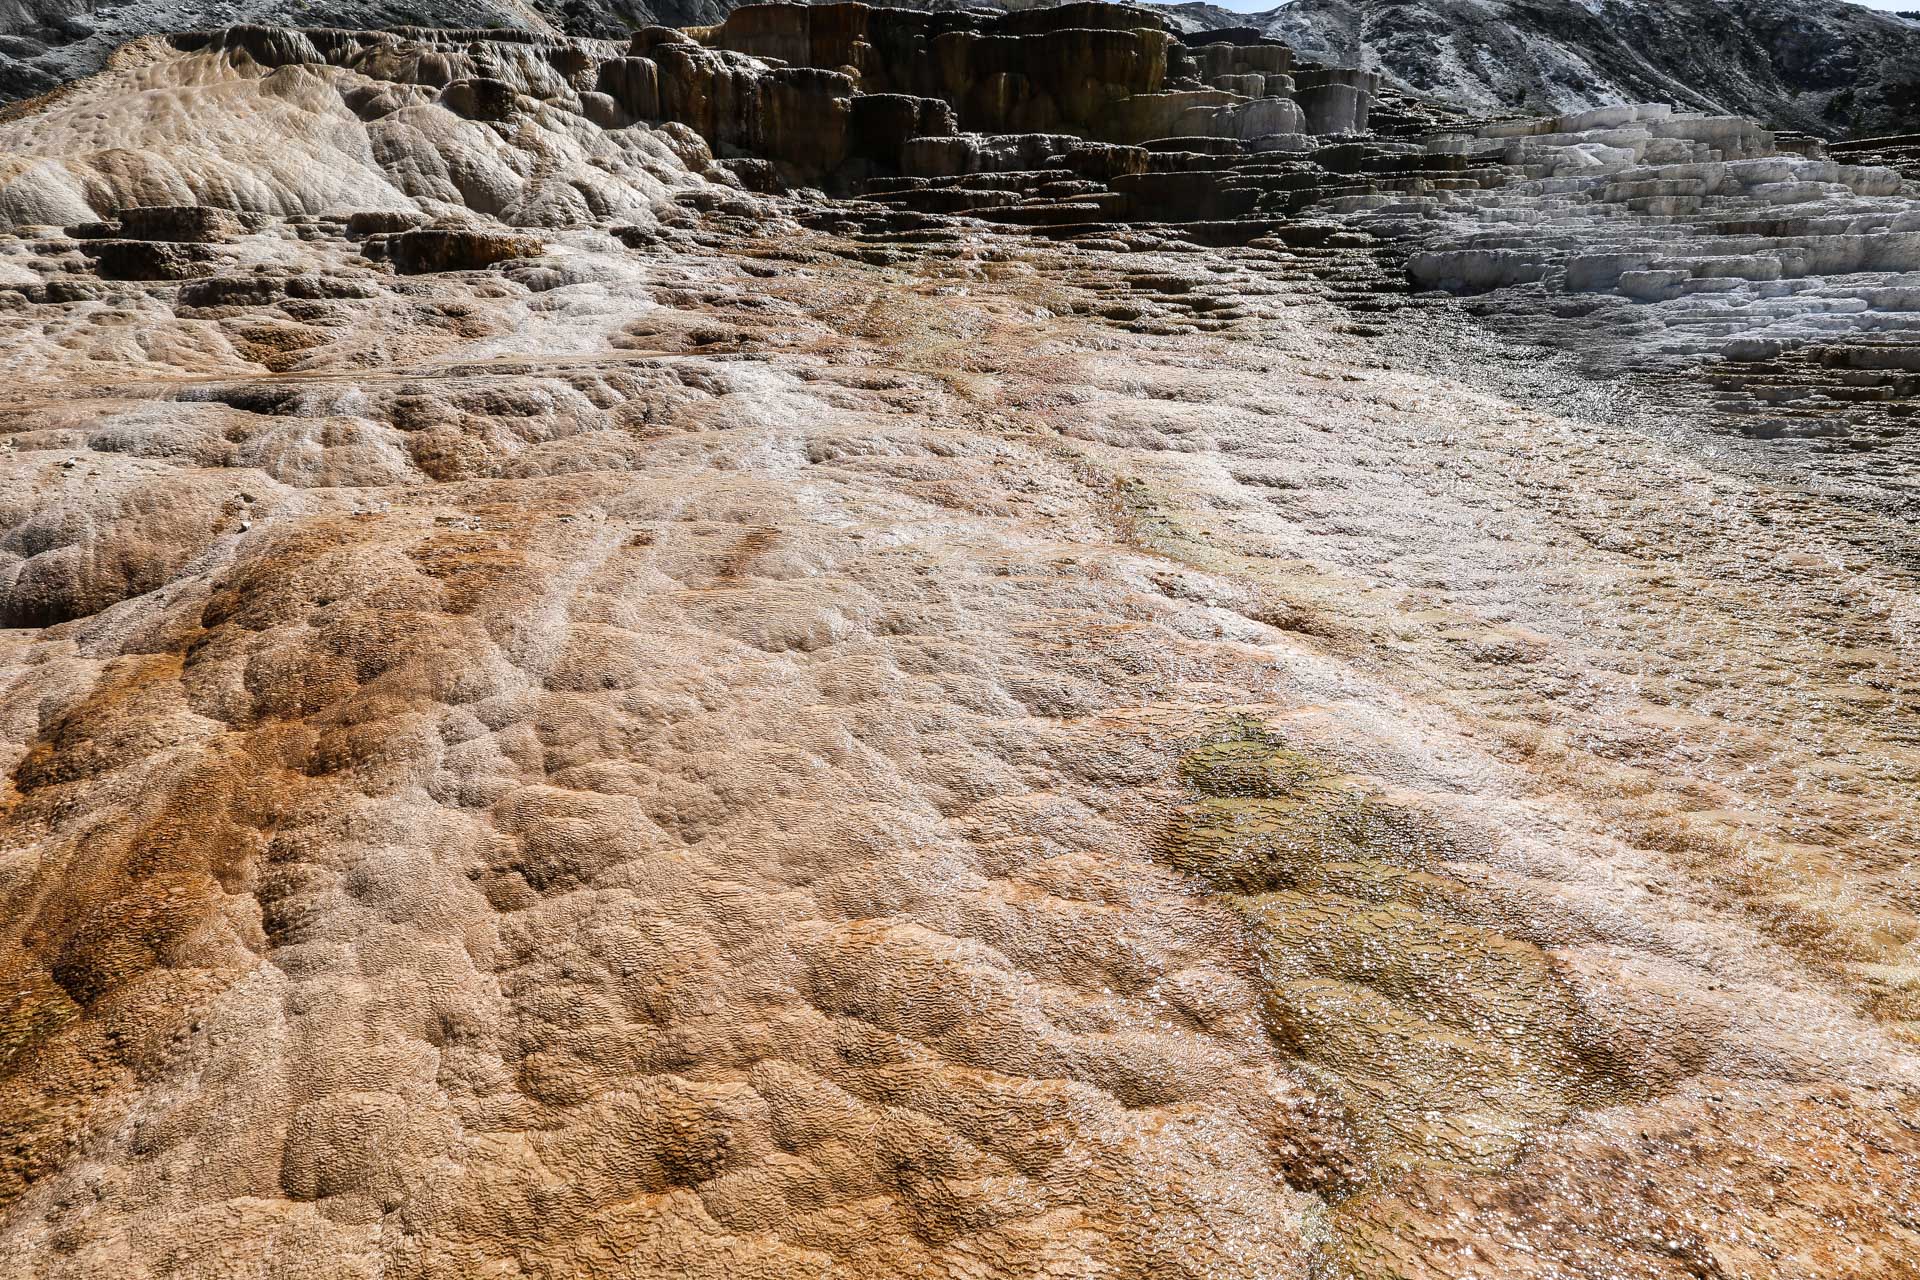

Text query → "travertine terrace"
[0,6,1916,1278]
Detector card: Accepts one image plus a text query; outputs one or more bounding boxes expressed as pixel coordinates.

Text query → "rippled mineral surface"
[1,13,1917,1280]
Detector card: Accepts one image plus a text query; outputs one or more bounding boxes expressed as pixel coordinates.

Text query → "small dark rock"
[177,275,286,308]
[718,158,781,193]
[346,210,427,237]
[177,271,378,308]
[117,206,245,243]
[438,78,517,122]
[610,225,662,250]
[80,239,217,281]
[630,26,694,55]
[578,91,624,130]
[388,229,544,275]
[849,94,957,163]
[41,278,103,304]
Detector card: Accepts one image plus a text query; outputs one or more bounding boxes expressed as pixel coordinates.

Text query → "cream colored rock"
[0,34,710,228]
[0,26,1916,1280]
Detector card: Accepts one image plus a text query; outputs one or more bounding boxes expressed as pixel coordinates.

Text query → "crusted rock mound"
[1167,0,1920,141]
[0,9,1918,1280]
[0,26,719,228]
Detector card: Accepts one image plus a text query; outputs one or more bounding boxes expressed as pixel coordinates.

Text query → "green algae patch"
[1178,735,1332,798]
[1167,795,1376,893]
[1242,888,1633,1173]
[1162,720,1452,895]
[0,968,81,1074]
[1110,475,1220,567]
[1161,718,1642,1185]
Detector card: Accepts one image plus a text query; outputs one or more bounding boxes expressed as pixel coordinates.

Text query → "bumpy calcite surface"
[0,18,1917,1280]
[1332,101,1920,457]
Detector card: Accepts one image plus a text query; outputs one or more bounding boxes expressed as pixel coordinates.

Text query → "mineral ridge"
[0,5,1916,1279]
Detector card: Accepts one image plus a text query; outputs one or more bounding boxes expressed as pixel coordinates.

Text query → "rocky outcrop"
[2,10,1920,1280]
[383,225,545,271]
[1163,0,1920,142]
[9,8,1907,394]
[1322,100,1920,457]
[0,0,544,99]
[115,204,253,242]
[9,0,1919,144]
[0,8,1414,229]
[699,3,1384,147]
[76,237,217,279]
[709,2,1173,136]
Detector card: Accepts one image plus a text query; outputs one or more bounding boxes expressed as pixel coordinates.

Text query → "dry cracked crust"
[0,207,1916,1279]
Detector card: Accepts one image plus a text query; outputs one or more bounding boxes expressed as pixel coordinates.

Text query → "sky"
[1197,0,1911,8]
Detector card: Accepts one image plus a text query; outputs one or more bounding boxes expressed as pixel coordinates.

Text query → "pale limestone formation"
[1332,104,1920,442]
[0,12,1917,1280]
[0,28,716,228]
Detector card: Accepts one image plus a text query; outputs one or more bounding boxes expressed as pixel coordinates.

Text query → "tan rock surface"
[0,28,1916,1280]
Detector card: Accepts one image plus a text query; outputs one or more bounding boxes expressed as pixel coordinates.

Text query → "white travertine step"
[1333,103,1920,378]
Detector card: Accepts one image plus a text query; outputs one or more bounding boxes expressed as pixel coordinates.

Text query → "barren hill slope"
[7,0,1920,139]
[1,12,1918,1277]
[1163,0,1920,139]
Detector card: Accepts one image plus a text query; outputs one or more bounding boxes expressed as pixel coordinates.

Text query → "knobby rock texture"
[0,11,1916,1280]
[1165,0,1920,141]
[8,0,1920,140]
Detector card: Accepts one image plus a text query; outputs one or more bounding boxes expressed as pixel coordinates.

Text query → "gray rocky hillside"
[1163,0,1920,142]
[5,0,1920,141]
